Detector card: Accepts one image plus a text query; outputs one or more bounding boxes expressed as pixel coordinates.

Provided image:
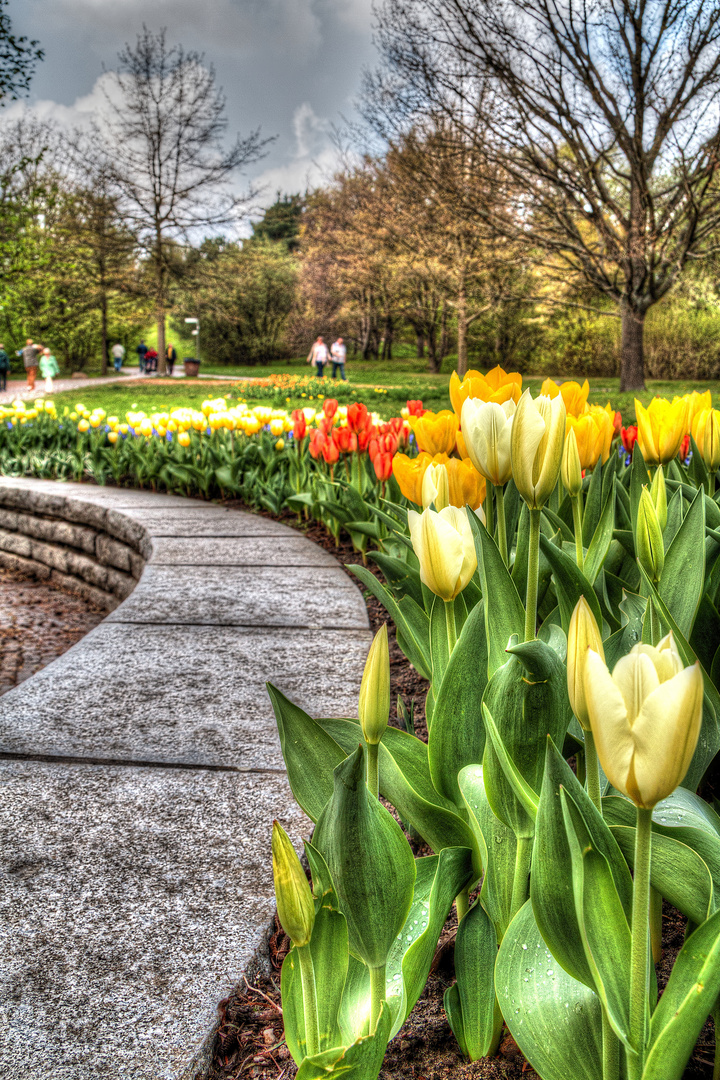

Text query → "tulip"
[359,625,390,795]
[692,408,720,487]
[347,401,370,434]
[637,486,664,586]
[392,451,433,504]
[410,409,459,455]
[460,398,515,487]
[449,365,522,416]
[107,431,119,445]
[650,465,667,531]
[332,426,357,455]
[635,397,689,465]
[373,450,393,482]
[512,390,566,639]
[323,398,339,422]
[446,456,486,512]
[561,426,583,498]
[408,505,477,602]
[540,377,590,418]
[567,597,604,809]
[684,389,712,432]
[406,399,425,417]
[621,425,638,455]
[566,405,614,469]
[321,438,340,466]
[422,461,450,510]
[271,821,319,1056]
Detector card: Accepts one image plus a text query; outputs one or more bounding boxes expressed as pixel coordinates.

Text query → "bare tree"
[367,0,720,389]
[102,26,271,372]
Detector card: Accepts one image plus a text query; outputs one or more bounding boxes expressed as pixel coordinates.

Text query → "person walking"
[22,339,39,390]
[39,348,59,393]
[111,342,125,372]
[331,337,347,381]
[136,340,148,373]
[307,336,329,379]
[0,344,9,392]
[166,343,177,376]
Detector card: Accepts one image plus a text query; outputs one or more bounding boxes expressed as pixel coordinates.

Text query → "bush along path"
[260,372,720,1080]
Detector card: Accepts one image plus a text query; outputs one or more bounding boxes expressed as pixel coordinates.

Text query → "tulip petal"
[511,390,546,504]
[612,652,660,724]
[584,649,635,798]
[631,664,704,808]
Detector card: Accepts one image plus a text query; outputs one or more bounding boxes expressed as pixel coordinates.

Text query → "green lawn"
[43,368,720,425]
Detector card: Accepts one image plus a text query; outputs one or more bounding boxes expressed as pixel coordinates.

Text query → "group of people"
[135,341,177,375]
[20,340,60,392]
[307,336,347,380]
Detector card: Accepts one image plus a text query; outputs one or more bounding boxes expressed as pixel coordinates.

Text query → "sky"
[5,0,378,221]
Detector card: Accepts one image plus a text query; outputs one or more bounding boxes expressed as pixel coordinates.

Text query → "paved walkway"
[0,479,372,1079]
[0,370,257,403]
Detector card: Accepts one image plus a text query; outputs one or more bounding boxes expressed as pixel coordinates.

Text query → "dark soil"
[0,566,105,694]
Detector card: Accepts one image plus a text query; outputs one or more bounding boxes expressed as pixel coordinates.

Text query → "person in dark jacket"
[0,344,9,391]
[136,340,148,373]
[166,343,177,375]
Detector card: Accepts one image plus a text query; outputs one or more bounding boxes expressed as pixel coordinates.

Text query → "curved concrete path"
[0,478,372,1079]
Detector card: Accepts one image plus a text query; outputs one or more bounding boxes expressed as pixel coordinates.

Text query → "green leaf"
[468,510,526,677]
[458,764,517,939]
[429,601,489,808]
[561,790,631,1046]
[630,443,650,550]
[658,488,706,638]
[296,1002,393,1080]
[446,900,503,1061]
[282,844,349,1064]
[429,595,451,690]
[268,684,346,822]
[643,908,720,1080]
[539,532,604,634]
[581,460,603,548]
[583,480,616,585]
[532,740,633,990]
[482,703,539,827]
[314,745,416,970]
[495,901,603,1080]
[347,564,431,680]
[610,825,713,927]
[366,551,423,607]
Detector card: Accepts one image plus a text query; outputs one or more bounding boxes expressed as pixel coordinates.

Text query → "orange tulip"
[392,451,485,509]
[410,409,459,455]
[541,378,590,419]
[449,365,522,417]
[566,405,615,469]
[392,452,433,504]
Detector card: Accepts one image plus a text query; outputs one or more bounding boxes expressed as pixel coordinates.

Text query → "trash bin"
[183,358,200,377]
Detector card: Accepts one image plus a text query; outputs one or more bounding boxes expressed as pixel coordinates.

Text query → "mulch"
[205,511,717,1080]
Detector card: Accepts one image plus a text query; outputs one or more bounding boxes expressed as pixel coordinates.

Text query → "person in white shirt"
[111,343,125,372]
[307,336,329,378]
[331,337,347,381]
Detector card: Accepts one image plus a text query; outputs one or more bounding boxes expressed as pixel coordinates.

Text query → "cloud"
[252,102,339,199]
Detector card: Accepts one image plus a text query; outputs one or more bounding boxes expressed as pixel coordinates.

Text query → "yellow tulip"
[684,390,712,432]
[561,427,583,497]
[566,405,614,469]
[410,410,459,455]
[77,419,90,433]
[635,397,689,465]
[455,427,470,460]
[510,390,566,509]
[637,487,665,584]
[107,431,119,445]
[422,461,450,510]
[584,635,703,809]
[541,378,590,418]
[692,408,720,472]
[450,365,522,416]
[359,624,390,746]
[446,457,486,511]
[460,398,515,486]
[567,597,604,730]
[392,452,433,504]
[271,821,315,948]
[408,505,477,600]
[275,438,285,450]
[178,431,191,448]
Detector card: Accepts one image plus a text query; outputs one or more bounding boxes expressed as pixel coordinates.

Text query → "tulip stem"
[629,806,653,1080]
[571,494,584,570]
[524,508,541,642]
[366,742,380,800]
[485,483,495,542]
[510,836,533,917]
[298,943,320,1059]
[370,965,386,1032]
[602,1010,620,1080]
[495,484,508,565]
[444,599,457,656]
[649,597,662,647]
[456,885,470,922]
[584,729,602,814]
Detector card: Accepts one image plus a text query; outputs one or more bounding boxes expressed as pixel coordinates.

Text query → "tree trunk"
[416,334,425,358]
[426,325,441,373]
[620,302,646,391]
[456,279,468,376]
[155,241,167,375]
[156,310,166,375]
[100,292,108,377]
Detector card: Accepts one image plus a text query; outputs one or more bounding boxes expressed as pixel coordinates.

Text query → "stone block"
[149,534,338,568]
[0,508,18,531]
[105,566,135,600]
[103,508,149,552]
[28,538,69,573]
[127,506,294,538]
[0,550,51,580]
[0,759,311,1080]
[96,532,133,572]
[0,527,31,558]
[48,570,116,611]
[63,549,108,589]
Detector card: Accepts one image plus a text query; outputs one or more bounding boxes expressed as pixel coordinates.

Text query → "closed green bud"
[359,624,390,744]
[637,486,665,584]
[650,465,667,531]
[271,821,315,948]
[561,427,583,497]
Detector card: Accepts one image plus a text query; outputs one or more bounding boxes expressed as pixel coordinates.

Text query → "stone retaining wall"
[0,486,150,610]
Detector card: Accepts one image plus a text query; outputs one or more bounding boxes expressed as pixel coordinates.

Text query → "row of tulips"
[267,368,720,1080]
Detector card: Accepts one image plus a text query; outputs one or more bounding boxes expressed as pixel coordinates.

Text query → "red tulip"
[406,400,425,417]
[309,430,326,459]
[323,398,339,421]
[322,438,340,465]
[680,434,690,462]
[373,451,393,481]
[332,426,357,454]
[621,425,638,454]
[347,402,370,433]
[357,421,376,452]
[292,409,307,440]
[613,410,622,438]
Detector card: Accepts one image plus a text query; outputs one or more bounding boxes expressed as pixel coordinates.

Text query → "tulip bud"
[511,390,566,509]
[359,624,390,745]
[271,821,315,948]
[561,427,583,498]
[421,461,450,510]
[408,505,477,601]
[637,486,665,584]
[650,466,667,531]
[567,597,604,729]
